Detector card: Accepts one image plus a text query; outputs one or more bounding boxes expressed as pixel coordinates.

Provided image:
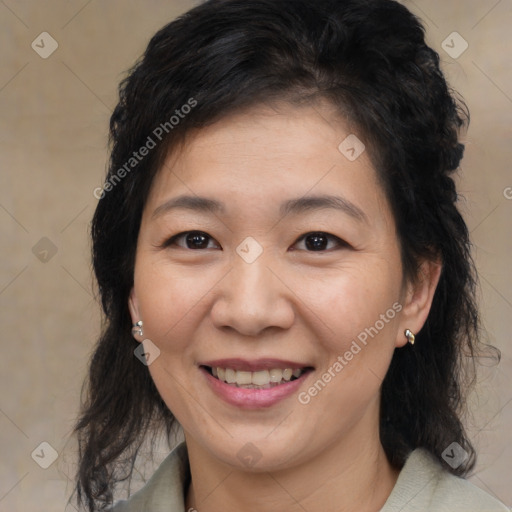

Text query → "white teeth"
[225,368,237,383]
[236,371,252,385]
[213,366,304,387]
[252,370,270,386]
[269,369,283,382]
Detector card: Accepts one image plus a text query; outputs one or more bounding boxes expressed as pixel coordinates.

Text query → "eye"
[160,230,349,252]
[161,231,221,250]
[292,232,349,252]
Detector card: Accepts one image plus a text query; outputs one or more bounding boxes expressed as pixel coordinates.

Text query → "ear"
[396,258,442,348]
[128,288,141,325]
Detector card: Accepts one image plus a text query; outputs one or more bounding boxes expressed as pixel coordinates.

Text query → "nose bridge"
[233,252,271,307]
[211,246,294,336]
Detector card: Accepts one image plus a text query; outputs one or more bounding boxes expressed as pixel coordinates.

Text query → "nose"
[210,252,295,337]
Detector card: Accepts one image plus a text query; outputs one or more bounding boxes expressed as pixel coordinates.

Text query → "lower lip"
[200,367,311,409]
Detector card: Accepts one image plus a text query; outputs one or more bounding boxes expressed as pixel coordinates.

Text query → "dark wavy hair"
[72,0,497,510]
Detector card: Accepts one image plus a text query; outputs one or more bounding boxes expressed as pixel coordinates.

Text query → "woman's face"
[129,103,430,471]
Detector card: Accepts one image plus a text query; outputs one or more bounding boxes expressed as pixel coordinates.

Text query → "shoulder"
[381,448,509,512]
[108,442,190,512]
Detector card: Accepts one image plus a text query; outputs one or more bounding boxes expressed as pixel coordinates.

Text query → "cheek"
[297,260,401,350]
[298,268,401,423]
[133,259,200,351]
[132,262,206,422]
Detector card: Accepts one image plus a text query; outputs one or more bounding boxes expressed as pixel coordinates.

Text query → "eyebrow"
[152,193,368,223]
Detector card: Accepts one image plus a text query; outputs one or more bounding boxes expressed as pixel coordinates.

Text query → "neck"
[184,411,399,512]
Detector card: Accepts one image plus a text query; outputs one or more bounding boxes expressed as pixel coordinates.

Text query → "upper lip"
[200,358,314,372]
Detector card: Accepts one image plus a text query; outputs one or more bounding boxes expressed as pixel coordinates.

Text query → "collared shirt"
[110,442,509,511]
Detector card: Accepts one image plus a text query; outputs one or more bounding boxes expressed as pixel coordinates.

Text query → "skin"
[128,102,441,512]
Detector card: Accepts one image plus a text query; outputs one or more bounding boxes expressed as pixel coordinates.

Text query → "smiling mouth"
[201,365,313,389]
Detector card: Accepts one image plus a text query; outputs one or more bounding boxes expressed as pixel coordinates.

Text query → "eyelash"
[159,230,350,252]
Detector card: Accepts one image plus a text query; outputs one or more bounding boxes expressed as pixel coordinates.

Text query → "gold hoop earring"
[404,329,415,345]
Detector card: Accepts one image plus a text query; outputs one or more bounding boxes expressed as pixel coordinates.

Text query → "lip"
[199,361,314,409]
[200,358,309,372]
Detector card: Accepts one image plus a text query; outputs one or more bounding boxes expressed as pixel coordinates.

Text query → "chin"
[195,429,312,472]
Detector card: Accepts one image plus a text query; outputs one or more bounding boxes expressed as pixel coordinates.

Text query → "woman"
[73,0,509,511]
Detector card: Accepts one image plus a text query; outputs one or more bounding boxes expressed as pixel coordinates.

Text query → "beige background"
[0,0,510,510]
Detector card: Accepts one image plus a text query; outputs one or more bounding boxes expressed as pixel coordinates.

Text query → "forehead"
[144,103,390,226]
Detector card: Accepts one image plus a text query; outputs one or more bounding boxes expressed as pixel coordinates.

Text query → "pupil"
[187,232,208,249]
[305,233,327,251]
